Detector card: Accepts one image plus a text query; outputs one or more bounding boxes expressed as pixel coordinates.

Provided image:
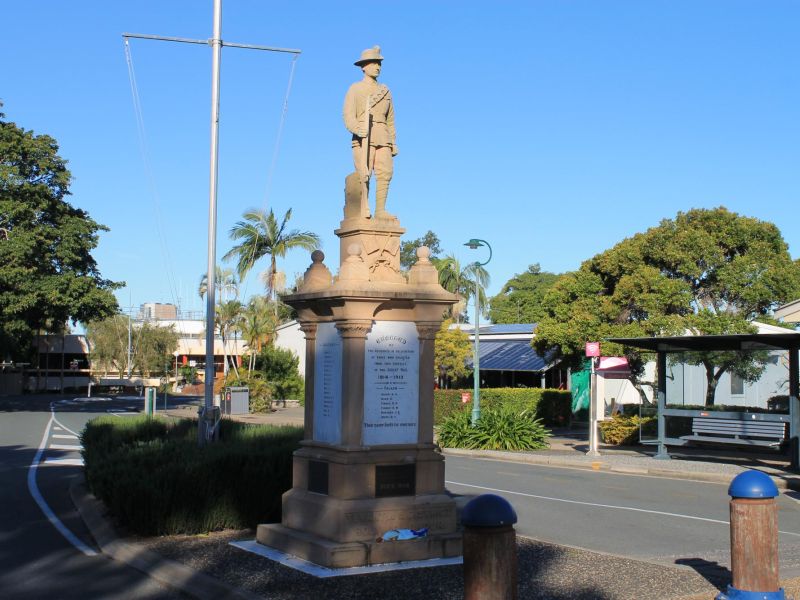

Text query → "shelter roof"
[606,332,800,352]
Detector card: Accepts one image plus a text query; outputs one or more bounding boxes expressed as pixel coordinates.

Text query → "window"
[730,373,745,396]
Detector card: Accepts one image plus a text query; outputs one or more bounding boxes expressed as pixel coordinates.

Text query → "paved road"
[445,454,800,578]
[0,394,184,599]
[6,393,800,597]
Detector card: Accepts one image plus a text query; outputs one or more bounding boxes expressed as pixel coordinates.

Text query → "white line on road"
[52,434,79,440]
[445,480,800,538]
[51,414,80,437]
[28,408,96,556]
[43,458,85,467]
[49,444,82,451]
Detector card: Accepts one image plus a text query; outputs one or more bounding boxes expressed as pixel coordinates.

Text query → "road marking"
[51,414,80,437]
[53,426,64,431]
[28,407,96,556]
[106,410,137,417]
[49,444,82,451]
[43,458,84,467]
[52,434,79,440]
[445,480,800,538]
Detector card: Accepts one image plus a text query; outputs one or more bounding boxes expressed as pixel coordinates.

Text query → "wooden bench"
[681,417,787,448]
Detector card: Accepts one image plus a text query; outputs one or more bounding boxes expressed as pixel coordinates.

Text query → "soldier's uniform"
[343,47,397,218]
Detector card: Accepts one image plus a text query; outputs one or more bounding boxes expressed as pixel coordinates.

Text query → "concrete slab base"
[235,539,462,577]
[256,522,462,569]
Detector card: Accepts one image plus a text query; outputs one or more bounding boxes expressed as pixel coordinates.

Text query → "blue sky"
[3,1,799,319]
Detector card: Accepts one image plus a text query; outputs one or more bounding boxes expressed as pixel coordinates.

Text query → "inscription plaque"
[314,322,342,444]
[375,464,416,497]
[308,460,329,495]
[363,321,419,445]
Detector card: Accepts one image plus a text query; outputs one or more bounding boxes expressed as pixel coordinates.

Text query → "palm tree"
[223,208,320,303]
[240,296,277,371]
[436,253,490,323]
[216,300,243,379]
[198,266,239,303]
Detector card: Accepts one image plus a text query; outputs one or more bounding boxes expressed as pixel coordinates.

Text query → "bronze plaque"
[375,464,416,497]
[308,460,329,495]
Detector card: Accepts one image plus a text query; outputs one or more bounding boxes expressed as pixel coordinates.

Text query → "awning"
[606,332,800,352]
[596,356,629,372]
[466,340,552,372]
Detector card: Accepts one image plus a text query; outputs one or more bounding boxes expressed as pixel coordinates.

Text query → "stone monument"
[256,47,461,568]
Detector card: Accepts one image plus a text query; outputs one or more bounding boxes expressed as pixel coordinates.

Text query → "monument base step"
[256,523,462,569]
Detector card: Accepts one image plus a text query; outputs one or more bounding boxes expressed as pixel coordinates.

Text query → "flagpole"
[200,0,223,444]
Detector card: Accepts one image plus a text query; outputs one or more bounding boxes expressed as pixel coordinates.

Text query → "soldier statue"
[343,46,398,220]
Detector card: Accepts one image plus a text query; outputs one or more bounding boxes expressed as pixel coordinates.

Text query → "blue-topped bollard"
[715,470,784,600]
[461,494,518,600]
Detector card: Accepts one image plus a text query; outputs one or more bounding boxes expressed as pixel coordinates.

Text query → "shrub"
[598,414,656,445]
[437,407,551,451]
[434,388,571,427]
[256,345,304,401]
[217,371,273,413]
[82,415,302,535]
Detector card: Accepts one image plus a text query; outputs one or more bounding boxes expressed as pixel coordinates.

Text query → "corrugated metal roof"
[466,340,550,372]
[477,323,536,335]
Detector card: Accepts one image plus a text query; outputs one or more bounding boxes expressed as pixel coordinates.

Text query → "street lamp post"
[464,238,492,426]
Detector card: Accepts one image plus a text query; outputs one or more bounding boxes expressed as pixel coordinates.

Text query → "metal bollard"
[716,470,784,600]
[144,387,156,416]
[461,494,518,600]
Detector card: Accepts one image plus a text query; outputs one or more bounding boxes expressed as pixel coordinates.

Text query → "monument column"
[416,322,440,446]
[298,322,318,441]
[335,319,374,448]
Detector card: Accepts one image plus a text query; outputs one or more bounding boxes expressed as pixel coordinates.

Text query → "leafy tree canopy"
[400,230,442,270]
[533,208,800,403]
[0,106,120,360]
[489,264,560,324]
[86,316,177,377]
[434,319,473,388]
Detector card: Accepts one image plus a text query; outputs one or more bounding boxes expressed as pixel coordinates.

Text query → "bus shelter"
[607,333,800,469]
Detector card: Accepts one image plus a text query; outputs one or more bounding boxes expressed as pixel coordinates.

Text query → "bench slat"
[681,417,786,448]
[681,434,781,447]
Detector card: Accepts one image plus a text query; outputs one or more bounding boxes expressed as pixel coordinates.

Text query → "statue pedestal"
[335,216,405,284]
[257,248,461,568]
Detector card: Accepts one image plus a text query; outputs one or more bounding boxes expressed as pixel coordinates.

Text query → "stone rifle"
[361,93,371,218]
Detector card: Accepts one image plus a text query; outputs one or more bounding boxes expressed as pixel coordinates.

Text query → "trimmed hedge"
[434,388,571,427]
[82,416,302,535]
[598,414,656,445]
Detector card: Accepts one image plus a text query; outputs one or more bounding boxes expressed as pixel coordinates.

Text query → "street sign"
[585,342,600,357]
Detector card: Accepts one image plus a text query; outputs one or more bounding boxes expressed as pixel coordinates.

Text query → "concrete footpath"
[71,405,800,599]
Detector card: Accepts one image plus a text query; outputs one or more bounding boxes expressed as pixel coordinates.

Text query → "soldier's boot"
[374,180,395,220]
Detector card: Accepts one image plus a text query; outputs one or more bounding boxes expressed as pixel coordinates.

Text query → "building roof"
[466,339,552,372]
[477,323,536,335]
[775,299,800,323]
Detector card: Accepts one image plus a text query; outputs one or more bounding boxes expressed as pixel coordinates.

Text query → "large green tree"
[223,208,320,302]
[0,107,120,360]
[86,316,178,378]
[489,264,560,324]
[400,230,442,270]
[533,208,800,405]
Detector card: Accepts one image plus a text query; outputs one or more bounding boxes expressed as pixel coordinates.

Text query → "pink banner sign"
[585,342,600,357]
